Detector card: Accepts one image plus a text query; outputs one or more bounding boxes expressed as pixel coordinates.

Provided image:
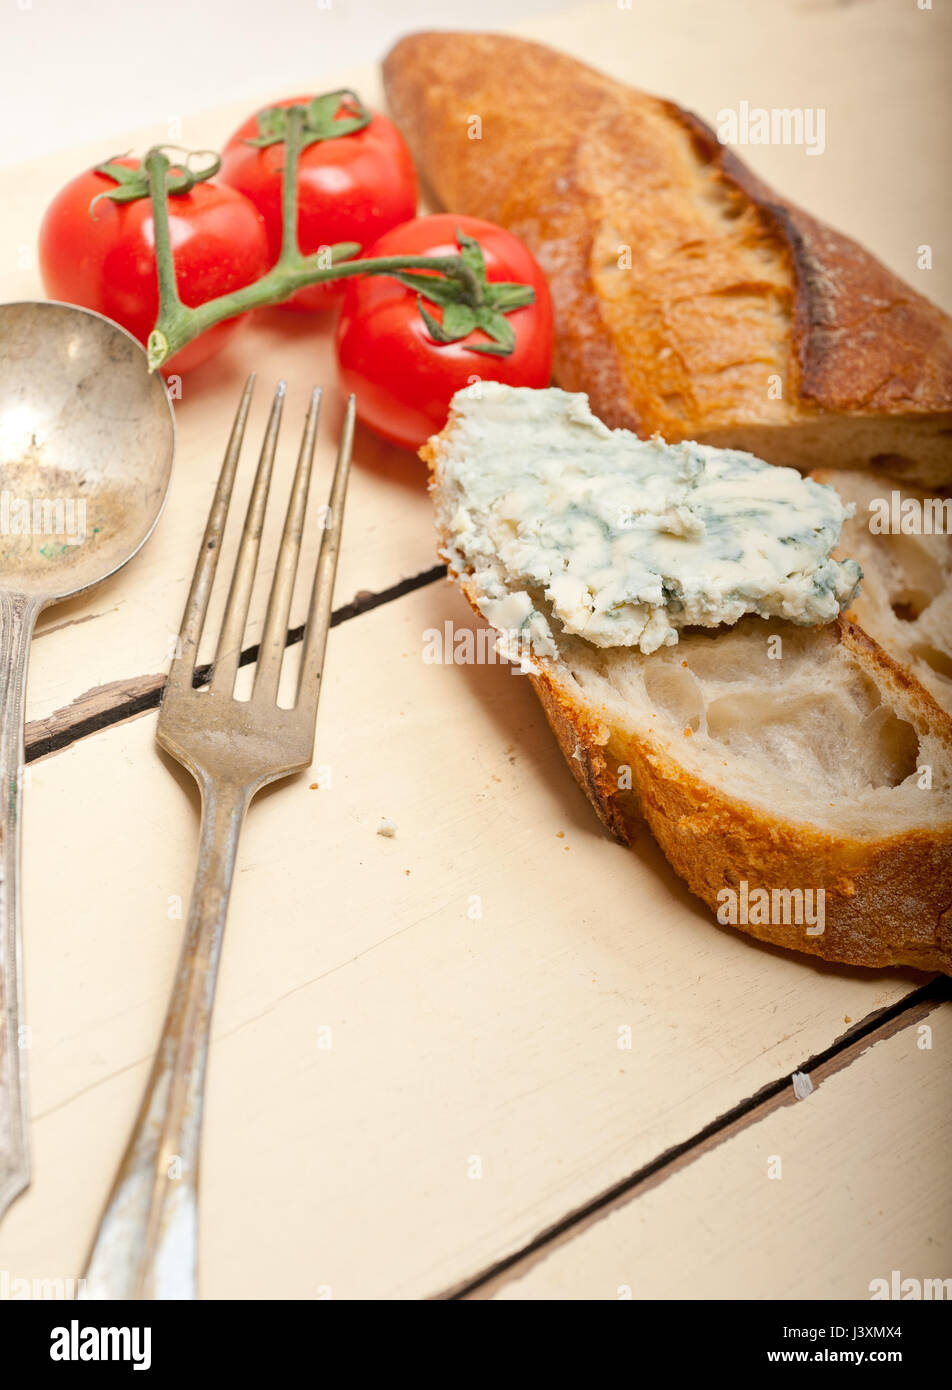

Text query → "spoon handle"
[0,589,39,1224]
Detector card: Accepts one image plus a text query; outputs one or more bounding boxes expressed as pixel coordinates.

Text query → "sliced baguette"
[386,31,952,490]
[810,470,952,715]
[424,434,952,977]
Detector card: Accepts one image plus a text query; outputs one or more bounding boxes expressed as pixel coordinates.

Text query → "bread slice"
[810,470,952,715]
[424,408,952,975]
[385,31,952,490]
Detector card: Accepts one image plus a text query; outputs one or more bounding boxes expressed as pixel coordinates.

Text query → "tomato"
[38,159,270,373]
[220,96,418,311]
[334,215,554,451]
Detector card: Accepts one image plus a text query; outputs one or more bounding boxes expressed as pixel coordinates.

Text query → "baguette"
[385,31,952,490]
[811,470,952,715]
[424,398,952,975]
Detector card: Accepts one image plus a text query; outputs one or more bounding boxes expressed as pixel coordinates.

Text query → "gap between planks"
[445,980,951,1301]
[24,562,447,763]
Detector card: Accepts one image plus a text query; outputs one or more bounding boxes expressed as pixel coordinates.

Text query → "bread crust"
[386,32,952,484]
[530,622,952,974]
[670,107,952,418]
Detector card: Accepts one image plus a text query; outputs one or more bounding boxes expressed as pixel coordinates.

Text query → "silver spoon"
[0,300,174,1224]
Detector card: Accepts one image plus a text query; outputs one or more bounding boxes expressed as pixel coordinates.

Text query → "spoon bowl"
[0,300,174,1223]
[0,300,174,599]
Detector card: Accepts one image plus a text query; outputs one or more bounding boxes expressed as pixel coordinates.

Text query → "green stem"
[144,105,484,372]
[148,253,483,370]
[278,104,304,267]
[143,147,185,350]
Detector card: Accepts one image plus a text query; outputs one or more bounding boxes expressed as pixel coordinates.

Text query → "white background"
[0,0,559,166]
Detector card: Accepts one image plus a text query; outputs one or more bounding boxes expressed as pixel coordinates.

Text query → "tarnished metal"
[80,377,355,1300]
[0,301,173,1225]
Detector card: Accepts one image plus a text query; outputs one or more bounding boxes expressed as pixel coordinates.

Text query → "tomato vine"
[126,99,535,372]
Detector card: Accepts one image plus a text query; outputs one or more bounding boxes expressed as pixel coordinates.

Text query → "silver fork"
[80,376,355,1300]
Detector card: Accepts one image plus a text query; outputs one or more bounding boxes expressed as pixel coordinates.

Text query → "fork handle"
[0,590,40,1224]
[81,776,250,1299]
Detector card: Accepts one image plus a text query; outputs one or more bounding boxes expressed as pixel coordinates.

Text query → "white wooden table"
[0,0,948,1300]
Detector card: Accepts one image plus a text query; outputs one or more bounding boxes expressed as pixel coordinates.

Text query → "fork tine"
[297,393,356,708]
[210,380,286,695]
[168,374,255,690]
[253,387,322,703]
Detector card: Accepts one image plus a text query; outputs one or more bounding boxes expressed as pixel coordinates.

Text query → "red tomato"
[38,159,270,373]
[335,215,554,451]
[220,96,418,311]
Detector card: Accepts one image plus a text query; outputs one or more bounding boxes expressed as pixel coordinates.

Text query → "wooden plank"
[0,0,946,738]
[488,1003,952,1300]
[0,582,930,1298]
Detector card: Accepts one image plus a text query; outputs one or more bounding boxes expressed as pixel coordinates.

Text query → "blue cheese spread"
[433,384,862,655]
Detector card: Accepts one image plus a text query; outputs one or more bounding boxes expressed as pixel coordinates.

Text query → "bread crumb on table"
[377,818,398,838]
